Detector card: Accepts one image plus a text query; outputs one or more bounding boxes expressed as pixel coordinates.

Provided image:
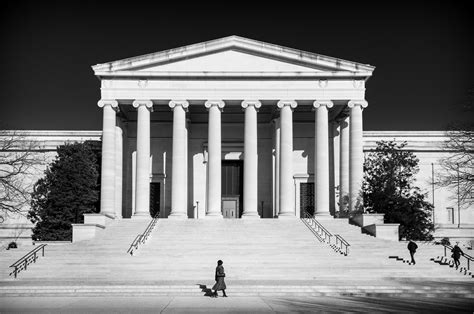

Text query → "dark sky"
[1,1,472,131]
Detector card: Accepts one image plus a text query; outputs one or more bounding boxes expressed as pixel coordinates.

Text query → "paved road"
[1,295,473,313]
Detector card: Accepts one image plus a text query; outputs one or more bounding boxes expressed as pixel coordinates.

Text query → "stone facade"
[1,36,472,244]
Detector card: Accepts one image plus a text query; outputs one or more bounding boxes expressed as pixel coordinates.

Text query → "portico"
[92,36,375,219]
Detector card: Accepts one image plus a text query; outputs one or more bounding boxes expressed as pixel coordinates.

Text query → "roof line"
[91,35,375,74]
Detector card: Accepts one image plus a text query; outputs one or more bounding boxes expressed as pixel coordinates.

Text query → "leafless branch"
[0,130,46,218]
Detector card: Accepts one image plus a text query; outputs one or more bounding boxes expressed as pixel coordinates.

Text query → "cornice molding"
[92,36,375,76]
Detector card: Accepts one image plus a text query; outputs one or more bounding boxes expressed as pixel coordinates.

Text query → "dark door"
[300,182,314,217]
[221,160,243,218]
[150,182,160,217]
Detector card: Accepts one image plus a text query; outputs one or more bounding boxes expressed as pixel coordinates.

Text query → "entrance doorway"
[300,182,314,216]
[221,160,243,218]
[150,182,160,217]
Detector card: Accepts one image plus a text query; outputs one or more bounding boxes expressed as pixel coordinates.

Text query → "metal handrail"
[127,213,159,256]
[301,211,350,256]
[302,211,332,243]
[334,234,350,256]
[126,234,142,255]
[9,244,47,278]
[442,244,473,271]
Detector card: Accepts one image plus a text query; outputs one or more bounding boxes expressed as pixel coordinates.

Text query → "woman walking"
[212,260,227,298]
[451,243,464,269]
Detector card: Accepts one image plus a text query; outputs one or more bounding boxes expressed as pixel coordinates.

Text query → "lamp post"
[431,163,435,225]
[457,163,460,228]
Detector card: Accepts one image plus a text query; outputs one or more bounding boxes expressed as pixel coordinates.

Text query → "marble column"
[169,100,189,219]
[205,100,225,217]
[348,100,368,212]
[98,100,118,216]
[339,116,350,213]
[273,118,281,218]
[241,100,261,218]
[313,100,333,216]
[133,100,153,217]
[185,118,189,218]
[114,126,123,219]
[277,100,297,217]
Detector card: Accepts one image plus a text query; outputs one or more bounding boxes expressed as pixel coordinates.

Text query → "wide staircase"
[1,218,473,299]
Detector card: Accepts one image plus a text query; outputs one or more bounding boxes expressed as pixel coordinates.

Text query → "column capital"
[133,100,154,110]
[348,100,368,109]
[313,100,334,109]
[241,100,262,109]
[204,100,225,110]
[98,99,119,109]
[169,100,189,110]
[277,100,297,109]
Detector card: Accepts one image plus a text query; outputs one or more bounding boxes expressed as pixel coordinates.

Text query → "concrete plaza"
[1,295,473,313]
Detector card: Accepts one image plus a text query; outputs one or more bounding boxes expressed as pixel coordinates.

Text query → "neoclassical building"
[1,36,472,245]
[92,36,373,220]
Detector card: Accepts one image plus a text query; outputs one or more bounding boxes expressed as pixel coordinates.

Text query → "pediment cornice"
[92,36,375,78]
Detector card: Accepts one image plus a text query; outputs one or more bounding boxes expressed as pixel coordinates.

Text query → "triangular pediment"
[92,36,375,77]
[136,50,327,72]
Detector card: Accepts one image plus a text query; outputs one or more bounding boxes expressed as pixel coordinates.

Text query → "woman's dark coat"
[452,245,464,259]
[212,265,226,291]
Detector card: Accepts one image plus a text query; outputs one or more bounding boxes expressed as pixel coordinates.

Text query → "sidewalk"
[1,295,473,313]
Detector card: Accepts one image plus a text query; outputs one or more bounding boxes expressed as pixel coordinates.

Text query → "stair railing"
[334,234,350,256]
[301,211,350,255]
[302,211,332,243]
[127,213,159,256]
[442,244,473,273]
[9,244,47,278]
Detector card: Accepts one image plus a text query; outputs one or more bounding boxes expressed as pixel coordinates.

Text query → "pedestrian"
[211,260,227,298]
[407,240,418,265]
[451,242,464,269]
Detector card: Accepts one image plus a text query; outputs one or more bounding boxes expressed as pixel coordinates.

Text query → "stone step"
[5,218,471,289]
[1,284,473,298]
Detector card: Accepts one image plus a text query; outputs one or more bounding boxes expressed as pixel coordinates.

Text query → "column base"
[168,213,188,220]
[277,213,297,219]
[314,212,333,220]
[242,213,260,219]
[205,213,223,219]
[131,214,152,220]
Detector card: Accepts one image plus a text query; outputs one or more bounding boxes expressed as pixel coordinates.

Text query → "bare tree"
[0,130,44,219]
[437,92,474,207]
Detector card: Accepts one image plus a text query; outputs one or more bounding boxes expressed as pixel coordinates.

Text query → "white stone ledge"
[351,213,385,227]
[364,223,400,241]
[72,223,105,243]
[83,213,115,226]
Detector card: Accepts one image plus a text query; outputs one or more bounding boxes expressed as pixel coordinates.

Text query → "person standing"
[407,240,418,265]
[212,260,227,298]
[451,243,464,269]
